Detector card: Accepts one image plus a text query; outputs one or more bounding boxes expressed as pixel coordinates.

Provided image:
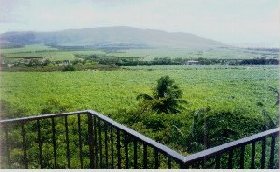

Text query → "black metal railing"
[0,110,279,169]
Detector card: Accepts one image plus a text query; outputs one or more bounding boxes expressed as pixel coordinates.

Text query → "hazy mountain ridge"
[0,26,224,49]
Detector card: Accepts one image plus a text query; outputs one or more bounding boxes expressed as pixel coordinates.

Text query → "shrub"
[62,65,75,71]
[186,107,265,152]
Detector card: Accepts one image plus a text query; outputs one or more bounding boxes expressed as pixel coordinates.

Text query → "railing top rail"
[0,110,89,124]
[183,127,279,163]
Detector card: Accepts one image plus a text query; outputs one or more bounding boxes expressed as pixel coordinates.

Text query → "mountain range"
[0,26,224,49]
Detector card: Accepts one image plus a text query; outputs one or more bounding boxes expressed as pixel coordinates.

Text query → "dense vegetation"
[1,66,278,153]
[2,53,279,72]
[1,44,279,72]
[0,43,279,168]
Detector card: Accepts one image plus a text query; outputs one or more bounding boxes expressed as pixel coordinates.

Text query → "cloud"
[0,0,22,22]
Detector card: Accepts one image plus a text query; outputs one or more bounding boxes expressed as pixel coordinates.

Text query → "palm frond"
[136,93,153,101]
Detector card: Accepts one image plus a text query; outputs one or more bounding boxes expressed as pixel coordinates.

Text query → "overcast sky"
[0,0,279,46]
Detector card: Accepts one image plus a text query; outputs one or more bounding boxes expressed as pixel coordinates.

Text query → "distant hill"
[0,26,224,49]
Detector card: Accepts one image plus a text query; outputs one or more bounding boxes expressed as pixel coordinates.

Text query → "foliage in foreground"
[1,66,278,154]
[137,76,187,114]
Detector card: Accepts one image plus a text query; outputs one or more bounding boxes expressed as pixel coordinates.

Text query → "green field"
[108,47,277,59]
[1,65,278,151]
[1,44,278,62]
[0,44,58,54]
[1,44,107,62]
[1,65,278,116]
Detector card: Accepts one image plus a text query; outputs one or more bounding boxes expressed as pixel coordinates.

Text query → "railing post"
[124,134,129,169]
[87,114,95,168]
[37,120,43,168]
[64,115,70,168]
[110,126,114,169]
[133,139,138,169]
[269,136,276,168]
[167,156,171,169]
[215,155,221,169]
[154,148,159,169]
[98,118,103,168]
[51,117,57,168]
[93,116,98,168]
[143,143,147,169]
[251,142,256,169]
[4,126,11,168]
[239,145,245,168]
[180,161,189,169]
[261,138,266,169]
[104,124,109,168]
[227,149,233,169]
[77,114,83,168]
[21,124,28,169]
[117,129,121,169]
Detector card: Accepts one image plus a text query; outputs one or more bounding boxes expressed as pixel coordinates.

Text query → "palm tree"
[137,76,187,114]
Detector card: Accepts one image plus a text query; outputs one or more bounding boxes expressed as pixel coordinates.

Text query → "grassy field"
[0,44,58,54]
[1,44,107,61]
[108,47,277,59]
[1,65,278,117]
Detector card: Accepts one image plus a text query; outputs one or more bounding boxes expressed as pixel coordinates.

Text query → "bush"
[62,65,76,71]
[186,107,265,152]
